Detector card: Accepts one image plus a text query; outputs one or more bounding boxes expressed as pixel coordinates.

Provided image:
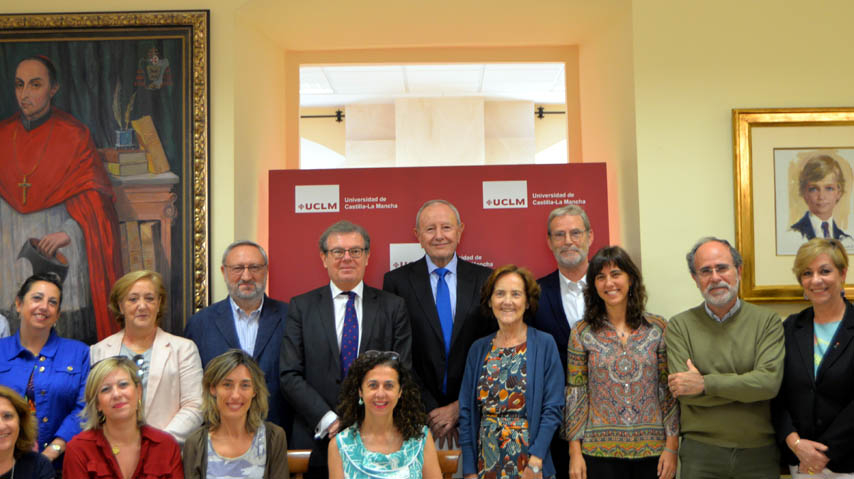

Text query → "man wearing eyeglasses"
[281,220,412,479]
[530,205,593,479]
[666,237,784,478]
[184,240,291,431]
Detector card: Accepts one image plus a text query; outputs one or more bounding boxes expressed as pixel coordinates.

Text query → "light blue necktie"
[435,267,453,394]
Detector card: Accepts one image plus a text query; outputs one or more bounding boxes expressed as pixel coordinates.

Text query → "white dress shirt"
[559,272,586,330]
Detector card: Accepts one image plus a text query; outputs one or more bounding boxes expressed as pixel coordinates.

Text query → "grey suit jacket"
[279,283,412,449]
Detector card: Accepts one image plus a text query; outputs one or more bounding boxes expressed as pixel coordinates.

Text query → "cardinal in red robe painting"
[0,56,122,342]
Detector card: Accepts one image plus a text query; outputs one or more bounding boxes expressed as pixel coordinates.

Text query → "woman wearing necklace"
[565,246,678,479]
[329,350,441,479]
[90,271,203,445]
[183,350,288,478]
[63,356,183,478]
[0,386,54,479]
[774,238,854,477]
[0,273,90,475]
[459,265,563,479]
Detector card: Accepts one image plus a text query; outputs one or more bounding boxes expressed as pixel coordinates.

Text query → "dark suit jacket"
[790,211,853,241]
[382,256,493,412]
[279,283,412,449]
[532,270,571,375]
[184,296,290,429]
[773,301,854,472]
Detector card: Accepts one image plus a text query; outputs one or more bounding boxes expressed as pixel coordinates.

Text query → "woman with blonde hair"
[774,238,854,477]
[183,349,288,478]
[63,356,183,478]
[0,385,54,478]
[91,270,203,444]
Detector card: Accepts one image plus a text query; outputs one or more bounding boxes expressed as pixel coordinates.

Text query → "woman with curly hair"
[328,350,441,479]
[0,385,54,478]
[459,265,564,479]
[565,246,678,479]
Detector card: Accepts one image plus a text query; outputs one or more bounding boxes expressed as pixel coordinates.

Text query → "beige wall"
[633,0,853,318]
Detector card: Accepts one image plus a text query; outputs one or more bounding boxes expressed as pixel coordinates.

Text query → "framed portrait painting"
[733,107,854,301]
[0,11,210,343]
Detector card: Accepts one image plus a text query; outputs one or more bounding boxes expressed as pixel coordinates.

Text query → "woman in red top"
[63,357,183,478]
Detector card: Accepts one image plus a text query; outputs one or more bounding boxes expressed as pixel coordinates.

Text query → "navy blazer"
[790,211,853,241]
[773,301,854,472]
[458,327,563,476]
[383,256,494,412]
[279,284,412,450]
[184,296,289,429]
[532,270,571,375]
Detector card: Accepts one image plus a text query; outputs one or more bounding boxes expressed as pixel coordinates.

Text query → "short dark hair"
[480,265,540,324]
[318,220,371,252]
[18,55,58,87]
[685,237,743,275]
[16,272,63,307]
[582,246,648,331]
[336,351,426,441]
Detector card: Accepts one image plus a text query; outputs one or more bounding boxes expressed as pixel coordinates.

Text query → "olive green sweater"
[666,302,784,448]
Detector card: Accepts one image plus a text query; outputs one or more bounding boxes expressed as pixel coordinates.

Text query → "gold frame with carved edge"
[733,107,854,302]
[0,11,211,331]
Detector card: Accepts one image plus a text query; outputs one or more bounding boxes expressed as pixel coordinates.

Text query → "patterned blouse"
[336,424,427,478]
[565,313,678,459]
[207,422,267,478]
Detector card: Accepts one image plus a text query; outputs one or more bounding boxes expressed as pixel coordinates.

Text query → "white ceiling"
[300,63,566,107]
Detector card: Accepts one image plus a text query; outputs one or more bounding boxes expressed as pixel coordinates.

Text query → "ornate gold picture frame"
[733,107,854,302]
[0,11,209,342]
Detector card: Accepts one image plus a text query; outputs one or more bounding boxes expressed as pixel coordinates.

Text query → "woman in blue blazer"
[459,265,563,479]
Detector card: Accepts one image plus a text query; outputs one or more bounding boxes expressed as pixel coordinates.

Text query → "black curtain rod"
[299,107,566,121]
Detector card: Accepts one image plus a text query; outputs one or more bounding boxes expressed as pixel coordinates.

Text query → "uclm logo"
[482,180,528,209]
[294,185,340,214]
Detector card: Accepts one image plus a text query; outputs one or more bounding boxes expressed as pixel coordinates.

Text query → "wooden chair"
[288,449,311,478]
[438,449,461,479]
[288,447,462,478]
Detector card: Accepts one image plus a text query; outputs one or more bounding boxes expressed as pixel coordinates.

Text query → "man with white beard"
[531,205,594,479]
[666,237,784,478]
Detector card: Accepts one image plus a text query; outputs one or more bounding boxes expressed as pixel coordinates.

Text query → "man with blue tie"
[184,240,290,429]
[531,205,594,479]
[383,199,493,448]
[281,220,412,478]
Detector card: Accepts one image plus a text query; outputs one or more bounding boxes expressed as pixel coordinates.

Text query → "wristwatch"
[50,444,62,453]
[528,464,541,474]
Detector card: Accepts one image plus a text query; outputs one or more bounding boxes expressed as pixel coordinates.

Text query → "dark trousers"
[550,435,569,479]
[584,454,659,479]
[306,437,330,479]
[678,437,780,479]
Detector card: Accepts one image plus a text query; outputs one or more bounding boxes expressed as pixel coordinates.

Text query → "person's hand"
[41,439,65,462]
[38,232,70,258]
[521,456,543,479]
[569,452,585,479]
[668,359,704,397]
[328,419,341,438]
[657,448,677,478]
[428,402,459,446]
[792,438,829,474]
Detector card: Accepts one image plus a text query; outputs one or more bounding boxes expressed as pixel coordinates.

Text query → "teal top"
[336,424,427,479]
[814,320,842,376]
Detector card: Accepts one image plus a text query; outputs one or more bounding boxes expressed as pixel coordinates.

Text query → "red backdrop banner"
[269,163,608,301]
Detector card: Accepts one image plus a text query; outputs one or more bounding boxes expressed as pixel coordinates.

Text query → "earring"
[358,397,364,405]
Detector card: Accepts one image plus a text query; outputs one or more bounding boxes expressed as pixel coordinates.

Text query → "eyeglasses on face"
[696,264,733,278]
[325,247,367,259]
[223,264,267,275]
[549,229,588,242]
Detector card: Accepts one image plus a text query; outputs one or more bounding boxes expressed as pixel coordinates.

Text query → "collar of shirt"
[9,328,59,360]
[558,271,586,294]
[330,281,364,348]
[704,297,742,323]
[228,295,264,321]
[425,253,458,276]
[19,107,53,131]
[425,254,458,317]
[808,212,835,238]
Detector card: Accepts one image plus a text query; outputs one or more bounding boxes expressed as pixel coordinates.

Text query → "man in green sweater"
[666,237,784,479]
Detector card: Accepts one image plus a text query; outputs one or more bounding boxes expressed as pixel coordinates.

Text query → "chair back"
[438,449,461,479]
[287,449,311,478]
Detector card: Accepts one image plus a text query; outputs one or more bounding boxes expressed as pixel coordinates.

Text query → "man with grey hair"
[383,199,493,448]
[531,204,593,479]
[282,220,412,478]
[666,236,784,478]
[184,240,290,430]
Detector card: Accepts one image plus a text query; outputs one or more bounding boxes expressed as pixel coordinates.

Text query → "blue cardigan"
[458,326,564,476]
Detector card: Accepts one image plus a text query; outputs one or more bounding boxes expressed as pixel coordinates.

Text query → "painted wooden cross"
[18,175,31,204]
